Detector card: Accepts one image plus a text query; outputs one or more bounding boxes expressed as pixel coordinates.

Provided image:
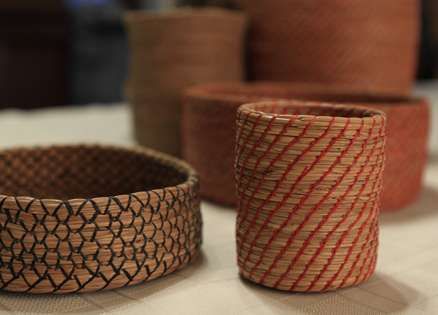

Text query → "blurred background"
[1,0,436,109]
[0,0,236,109]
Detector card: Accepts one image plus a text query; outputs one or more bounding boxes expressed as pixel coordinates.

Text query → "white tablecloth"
[0,85,437,314]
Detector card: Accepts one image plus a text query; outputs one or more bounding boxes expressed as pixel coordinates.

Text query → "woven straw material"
[183,84,283,205]
[0,145,202,294]
[241,0,419,96]
[124,8,246,156]
[371,99,429,211]
[235,101,386,292]
[183,82,428,211]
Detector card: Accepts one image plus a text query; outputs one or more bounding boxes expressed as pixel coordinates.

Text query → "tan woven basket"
[0,144,202,294]
[241,0,420,96]
[183,82,428,211]
[235,101,386,292]
[124,8,246,156]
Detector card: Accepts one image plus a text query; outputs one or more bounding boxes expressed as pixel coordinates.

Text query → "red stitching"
[242,116,338,281]
[236,109,297,217]
[361,238,378,283]
[287,118,365,290]
[255,117,350,286]
[235,111,262,184]
[354,177,383,286]
[342,217,379,287]
[353,221,379,285]
[321,120,385,291]
[304,118,381,291]
[335,144,384,289]
[340,211,380,288]
[237,115,316,267]
[236,113,283,223]
[327,197,377,290]
[236,114,290,257]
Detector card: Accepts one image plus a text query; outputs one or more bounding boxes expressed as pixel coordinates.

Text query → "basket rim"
[0,144,199,207]
[185,82,427,108]
[124,7,244,23]
[238,100,386,123]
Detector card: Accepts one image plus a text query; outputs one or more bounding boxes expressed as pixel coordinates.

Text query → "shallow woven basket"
[235,101,386,292]
[183,82,428,211]
[124,8,246,156]
[0,145,202,294]
[241,0,419,96]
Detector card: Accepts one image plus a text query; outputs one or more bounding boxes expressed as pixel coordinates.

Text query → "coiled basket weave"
[235,101,386,292]
[0,145,202,294]
[183,82,428,211]
[183,83,278,205]
[124,8,246,156]
[241,0,419,96]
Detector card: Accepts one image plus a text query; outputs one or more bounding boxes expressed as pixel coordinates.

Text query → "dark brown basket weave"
[241,0,420,96]
[0,145,202,294]
[124,8,246,156]
[235,101,386,292]
[183,82,429,211]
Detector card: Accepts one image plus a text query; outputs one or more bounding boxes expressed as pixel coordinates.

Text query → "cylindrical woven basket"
[241,0,420,96]
[124,8,246,156]
[183,82,429,211]
[183,83,279,205]
[235,101,386,292]
[0,144,202,294]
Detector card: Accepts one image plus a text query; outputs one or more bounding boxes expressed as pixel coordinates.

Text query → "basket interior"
[0,146,187,200]
[196,84,413,106]
[294,94,413,106]
[246,102,378,118]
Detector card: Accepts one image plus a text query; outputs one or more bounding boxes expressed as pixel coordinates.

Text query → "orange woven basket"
[183,82,428,211]
[235,101,386,292]
[124,8,246,156]
[241,0,420,96]
[0,145,202,294]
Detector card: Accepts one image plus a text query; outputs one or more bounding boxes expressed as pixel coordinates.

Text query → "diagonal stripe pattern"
[235,101,386,292]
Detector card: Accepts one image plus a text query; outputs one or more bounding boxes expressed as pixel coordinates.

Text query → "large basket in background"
[124,8,246,156]
[183,83,283,205]
[241,0,420,96]
[0,145,202,294]
[235,101,386,292]
[183,82,429,211]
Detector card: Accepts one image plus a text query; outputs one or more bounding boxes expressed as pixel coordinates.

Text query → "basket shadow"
[350,272,424,312]
[0,252,207,314]
[380,185,438,225]
[238,272,420,314]
[427,152,438,165]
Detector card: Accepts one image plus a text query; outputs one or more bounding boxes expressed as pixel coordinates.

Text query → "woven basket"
[183,82,428,211]
[235,101,386,292]
[241,0,420,96]
[124,8,246,156]
[0,144,202,294]
[183,83,281,205]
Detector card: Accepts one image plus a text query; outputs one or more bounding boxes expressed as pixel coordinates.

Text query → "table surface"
[0,84,437,315]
